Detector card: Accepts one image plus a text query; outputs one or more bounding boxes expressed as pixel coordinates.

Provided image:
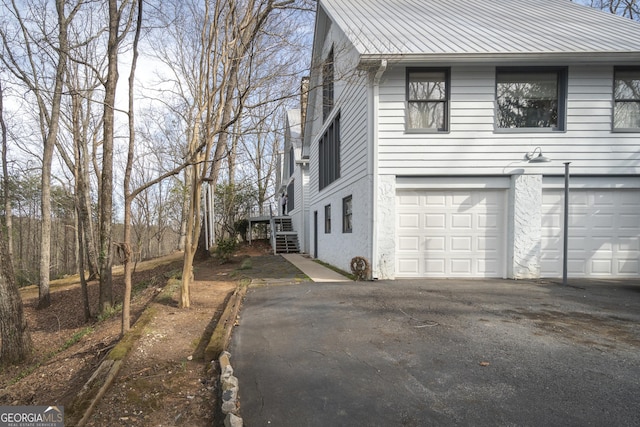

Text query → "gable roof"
[320,0,640,59]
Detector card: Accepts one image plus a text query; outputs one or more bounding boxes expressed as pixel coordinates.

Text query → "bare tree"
[0,79,12,263]
[98,0,135,313]
[0,0,80,308]
[0,75,31,364]
[0,214,31,365]
[576,0,640,19]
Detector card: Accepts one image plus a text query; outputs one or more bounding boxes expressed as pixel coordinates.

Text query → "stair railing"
[269,204,276,254]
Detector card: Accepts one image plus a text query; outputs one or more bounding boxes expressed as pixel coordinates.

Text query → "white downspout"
[370,59,387,279]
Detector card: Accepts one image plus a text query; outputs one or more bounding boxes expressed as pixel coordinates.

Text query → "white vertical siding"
[378,64,640,176]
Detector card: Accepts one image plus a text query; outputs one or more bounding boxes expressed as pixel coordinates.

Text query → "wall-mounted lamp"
[525,147,551,163]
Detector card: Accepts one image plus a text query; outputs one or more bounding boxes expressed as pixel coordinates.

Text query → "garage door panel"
[425,237,445,251]
[451,214,472,229]
[591,260,613,275]
[618,237,640,252]
[478,236,499,252]
[397,258,419,275]
[618,259,639,274]
[425,194,446,207]
[398,194,420,206]
[451,194,474,207]
[450,259,472,274]
[478,213,499,229]
[398,213,419,229]
[398,236,419,251]
[590,238,613,252]
[396,189,506,278]
[451,236,472,251]
[425,214,446,229]
[591,214,614,229]
[425,259,445,274]
[619,214,640,231]
[592,193,615,206]
[571,193,590,206]
[542,189,640,278]
[478,259,499,275]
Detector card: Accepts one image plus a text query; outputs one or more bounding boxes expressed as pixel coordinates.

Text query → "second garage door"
[541,189,640,277]
[396,190,506,278]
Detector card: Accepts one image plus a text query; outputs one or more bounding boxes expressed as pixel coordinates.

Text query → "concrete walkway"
[281,253,350,282]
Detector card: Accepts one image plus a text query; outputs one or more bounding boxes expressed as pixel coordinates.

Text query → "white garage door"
[541,189,640,277]
[396,190,506,278]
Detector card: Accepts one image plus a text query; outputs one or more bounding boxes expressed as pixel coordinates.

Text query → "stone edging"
[208,283,249,426]
[219,351,243,426]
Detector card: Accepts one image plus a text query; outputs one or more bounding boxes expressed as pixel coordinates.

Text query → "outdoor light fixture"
[525,147,551,163]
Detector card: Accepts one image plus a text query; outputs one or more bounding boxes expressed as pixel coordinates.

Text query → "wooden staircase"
[273,217,300,253]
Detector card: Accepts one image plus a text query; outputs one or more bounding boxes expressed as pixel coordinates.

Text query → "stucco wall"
[509,174,543,278]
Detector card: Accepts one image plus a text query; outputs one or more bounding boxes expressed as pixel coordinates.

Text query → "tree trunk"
[38,0,70,309]
[98,0,121,313]
[76,210,91,322]
[180,162,203,308]
[72,92,92,322]
[0,224,32,364]
[0,80,13,264]
[122,0,142,334]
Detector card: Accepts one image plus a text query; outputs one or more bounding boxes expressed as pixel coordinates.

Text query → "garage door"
[396,190,506,278]
[541,189,640,277]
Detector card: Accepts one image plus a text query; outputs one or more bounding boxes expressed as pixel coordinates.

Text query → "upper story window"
[319,113,340,190]
[613,67,640,131]
[496,67,567,131]
[406,68,449,132]
[288,146,295,177]
[322,48,334,121]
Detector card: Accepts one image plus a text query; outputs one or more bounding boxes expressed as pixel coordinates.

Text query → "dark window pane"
[496,71,560,129]
[408,72,446,100]
[408,102,445,130]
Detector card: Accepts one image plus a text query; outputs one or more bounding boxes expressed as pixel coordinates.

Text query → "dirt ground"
[0,241,273,426]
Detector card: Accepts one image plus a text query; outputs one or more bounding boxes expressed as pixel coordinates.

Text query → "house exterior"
[301,0,640,280]
[277,104,311,253]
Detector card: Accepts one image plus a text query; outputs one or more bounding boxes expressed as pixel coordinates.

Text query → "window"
[342,196,352,233]
[323,48,334,121]
[286,182,295,211]
[406,68,449,131]
[288,146,294,177]
[614,67,640,130]
[496,67,567,131]
[324,204,331,233]
[319,113,340,190]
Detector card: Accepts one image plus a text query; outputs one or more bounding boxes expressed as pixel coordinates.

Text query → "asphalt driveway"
[229,278,640,426]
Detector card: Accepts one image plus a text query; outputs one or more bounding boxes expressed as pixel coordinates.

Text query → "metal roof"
[320,0,640,57]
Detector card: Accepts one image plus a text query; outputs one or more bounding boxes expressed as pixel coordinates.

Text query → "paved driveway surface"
[229,279,640,426]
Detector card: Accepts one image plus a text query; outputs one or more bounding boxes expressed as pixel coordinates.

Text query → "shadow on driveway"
[230,278,640,426]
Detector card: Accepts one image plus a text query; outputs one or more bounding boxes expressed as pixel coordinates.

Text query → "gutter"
[370,59,387,280]
[358,51,640,65]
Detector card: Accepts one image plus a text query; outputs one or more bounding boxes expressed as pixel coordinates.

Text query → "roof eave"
[359,51,640,65]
